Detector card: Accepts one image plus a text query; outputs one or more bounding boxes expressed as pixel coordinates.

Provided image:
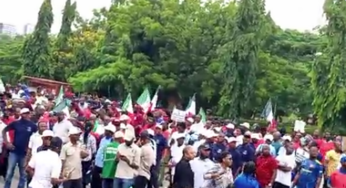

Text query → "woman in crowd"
[233,162,260,188]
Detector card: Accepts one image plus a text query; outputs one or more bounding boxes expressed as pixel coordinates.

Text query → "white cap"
[226,123,235,129]
[120,114,129,121]
[42,130,54,137]
[120,123,127,129]
[124,131,134,141]
[174,133,185,139]
[264,134,274,141]
[155,124,163,129]
[213,127,222,132]
[69,127,81,135]
[251,133,260,139]
[283,135,292,141]
[187,117,194,123]
[227,137,237,143]
[206,130,217,138]
[104,125,116,133]
[114,131,124,138]
[245,131,252,136]
[20,108,30,114]
[147,129,155,136]
[240,122,250,129]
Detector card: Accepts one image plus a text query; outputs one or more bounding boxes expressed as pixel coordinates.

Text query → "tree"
[53,0,77,80]
[21,0,54,78]
[311,0,346,132]
[218,0,267,118]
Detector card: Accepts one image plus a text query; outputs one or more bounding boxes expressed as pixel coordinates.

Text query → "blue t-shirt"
[211,142,227,160]
[154,134,167,163]
[236,144,255,163]
[234,173,260,188]
[7,119,37,156]
[296,159,323,188]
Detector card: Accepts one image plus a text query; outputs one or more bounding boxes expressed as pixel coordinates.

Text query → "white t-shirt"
[53,119,74,143]
[28,150,62,188]
[190,157,214,188]
[28,132,43,155]
[275,154,296,187]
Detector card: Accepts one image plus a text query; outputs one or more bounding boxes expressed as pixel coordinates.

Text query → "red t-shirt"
[320,141,334,161]
[256,155,278,187]
[330,170,346,188]
[2,116,15,143]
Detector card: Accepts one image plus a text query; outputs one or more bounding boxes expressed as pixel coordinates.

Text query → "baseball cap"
[199,143,211,150]
[20,108,30,114]
[69,127,81,135]
[104,124,116,133]
[140,130,151,139]
[227,137,237,143]
[50,137,63,149]
[124,131,134,141]
[42,130,54,137]
[114,131,124,138]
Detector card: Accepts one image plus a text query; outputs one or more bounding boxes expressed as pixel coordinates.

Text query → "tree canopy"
[0,0,330,122]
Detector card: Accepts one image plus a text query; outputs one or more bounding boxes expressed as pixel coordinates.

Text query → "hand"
[120,155,130,163]
[5,142,15,150]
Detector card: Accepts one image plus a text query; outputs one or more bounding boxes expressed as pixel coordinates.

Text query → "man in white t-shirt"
[53,112,74,143]
[26,137,64,188]
[274,144,295,188]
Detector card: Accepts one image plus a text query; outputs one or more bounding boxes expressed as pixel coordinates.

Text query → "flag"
[185,94,196,116]
[52,98,71,118]
[54,86,64,106]
[121,93,134,113]
[198,107,207,123]
[136,88,151,113]
[0,78,5,93]
[261,99,276,131]
[149,86,160,112]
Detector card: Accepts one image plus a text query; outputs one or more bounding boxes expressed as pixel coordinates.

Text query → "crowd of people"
[0,84,346,188]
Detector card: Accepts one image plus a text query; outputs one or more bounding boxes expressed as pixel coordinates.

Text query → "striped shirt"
[295,147,309,164]
[150,138,157,165]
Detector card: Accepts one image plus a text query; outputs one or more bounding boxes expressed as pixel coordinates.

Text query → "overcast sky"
[0,0,326,34]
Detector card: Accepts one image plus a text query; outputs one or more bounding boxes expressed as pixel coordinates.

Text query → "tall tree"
[54,0,77,80]
[218,0,267,118]
[56,0,77,50]
[21,0,54,78]
[311,0,346,132]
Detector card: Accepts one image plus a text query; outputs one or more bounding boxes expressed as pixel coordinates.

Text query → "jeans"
[113,178,134,188]
[102,178,113,188]
[4,152,26,188]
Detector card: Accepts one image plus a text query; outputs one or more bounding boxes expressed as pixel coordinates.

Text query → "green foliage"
[0,0,327,122]
[311,0,346,133]
[21,0,54,78]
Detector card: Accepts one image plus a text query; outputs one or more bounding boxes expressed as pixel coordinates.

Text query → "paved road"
[0,169,19,188]
[0,168,170,188]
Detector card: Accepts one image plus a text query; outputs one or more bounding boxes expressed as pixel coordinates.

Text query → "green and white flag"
[136,88,151,112]
[54,86,64,106]
[0,78,5,93]
[122,93,134,113]
[198,107,207,123]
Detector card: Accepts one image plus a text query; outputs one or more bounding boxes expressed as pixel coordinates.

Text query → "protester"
[173,145,195,188]
[102,131,123,188]
[233,161,260,188]
[292,145,323,188]
[1,82,346,188]
[60,127,89,188]
[3,108,37,188]
[26,136,63,188]
[203,151,233,188]
[114,131,140,188]
[190,144,214,188]
[133,130,155,188]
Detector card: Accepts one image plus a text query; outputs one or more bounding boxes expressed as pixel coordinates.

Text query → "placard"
[171,108,186,122]
[294,120,306,133]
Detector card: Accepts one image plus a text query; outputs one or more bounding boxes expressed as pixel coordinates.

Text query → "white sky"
[0,0,326,34]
